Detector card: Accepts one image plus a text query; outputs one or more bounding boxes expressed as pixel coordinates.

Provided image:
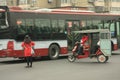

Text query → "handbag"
[31,48,35,55]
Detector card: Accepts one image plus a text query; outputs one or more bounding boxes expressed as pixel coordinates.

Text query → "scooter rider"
[77,33,88,55]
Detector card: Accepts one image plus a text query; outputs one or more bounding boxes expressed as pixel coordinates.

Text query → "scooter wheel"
[97,54,109,63]
[67,55,76,62]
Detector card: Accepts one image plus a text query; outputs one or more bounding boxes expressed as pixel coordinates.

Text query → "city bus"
[51,9,120,52]
[52,9,120,52]
[0,6,68,59]
[0,6,120,59]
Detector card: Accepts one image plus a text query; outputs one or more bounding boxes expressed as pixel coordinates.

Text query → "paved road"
[112,49,120,54]
[0,55,120,80]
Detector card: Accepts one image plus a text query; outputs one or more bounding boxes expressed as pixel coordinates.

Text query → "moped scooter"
[68,42,109,63]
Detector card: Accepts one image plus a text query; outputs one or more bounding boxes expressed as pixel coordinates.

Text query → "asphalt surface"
[0,54,120,80]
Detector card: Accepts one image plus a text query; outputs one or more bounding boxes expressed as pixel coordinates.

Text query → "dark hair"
[25,35,29,38]
[24,35,31,44]
[83,33,87,36]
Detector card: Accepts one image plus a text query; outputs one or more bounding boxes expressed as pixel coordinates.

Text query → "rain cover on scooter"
[100,30,111,56]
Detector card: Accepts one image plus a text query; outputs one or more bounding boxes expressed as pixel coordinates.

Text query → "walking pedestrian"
[21,35,35,68]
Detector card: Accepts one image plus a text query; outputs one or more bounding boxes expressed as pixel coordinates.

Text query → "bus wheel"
[49,44,60,60]
[67,55,76,62]
[97,54,109,63]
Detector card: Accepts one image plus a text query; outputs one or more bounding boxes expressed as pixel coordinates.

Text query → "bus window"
[58,20,65,33]
[0,12,5,19]
[66,21,72,35]
[50,19,66,40]
[39,19,50,33]
[98,21,104,29]
[66,20,80,34]
[51,20,58,33]
[117,22,120,35]
[72,21,80,31]
[17,19,26,35]
[86,20,92,28]
[35,19,51,40]
[35,19,51,33]
[0,12,9,29]
[100,33,110,39]
[35,19,42,33]
[110,22,115,38]
[26,19,34,33]
[51,19,65,33]
[92,20,100,29]
[86,20,100,29]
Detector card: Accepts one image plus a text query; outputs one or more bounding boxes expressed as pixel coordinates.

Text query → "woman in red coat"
[21,35,35,68]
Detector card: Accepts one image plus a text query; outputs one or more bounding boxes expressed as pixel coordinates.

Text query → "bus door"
[65,20,80,34]
[65,20,80,50]
[100,31,111,56]
[108,21,118,50]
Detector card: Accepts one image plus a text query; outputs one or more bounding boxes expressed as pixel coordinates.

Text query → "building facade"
[0,0,120,13]
[60,0,89,10]
[88,0,120,13]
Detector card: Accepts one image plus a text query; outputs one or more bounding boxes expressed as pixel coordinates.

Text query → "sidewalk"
[112,49,120,54]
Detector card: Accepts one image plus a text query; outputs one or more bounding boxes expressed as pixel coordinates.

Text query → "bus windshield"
[0,12,8,29]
